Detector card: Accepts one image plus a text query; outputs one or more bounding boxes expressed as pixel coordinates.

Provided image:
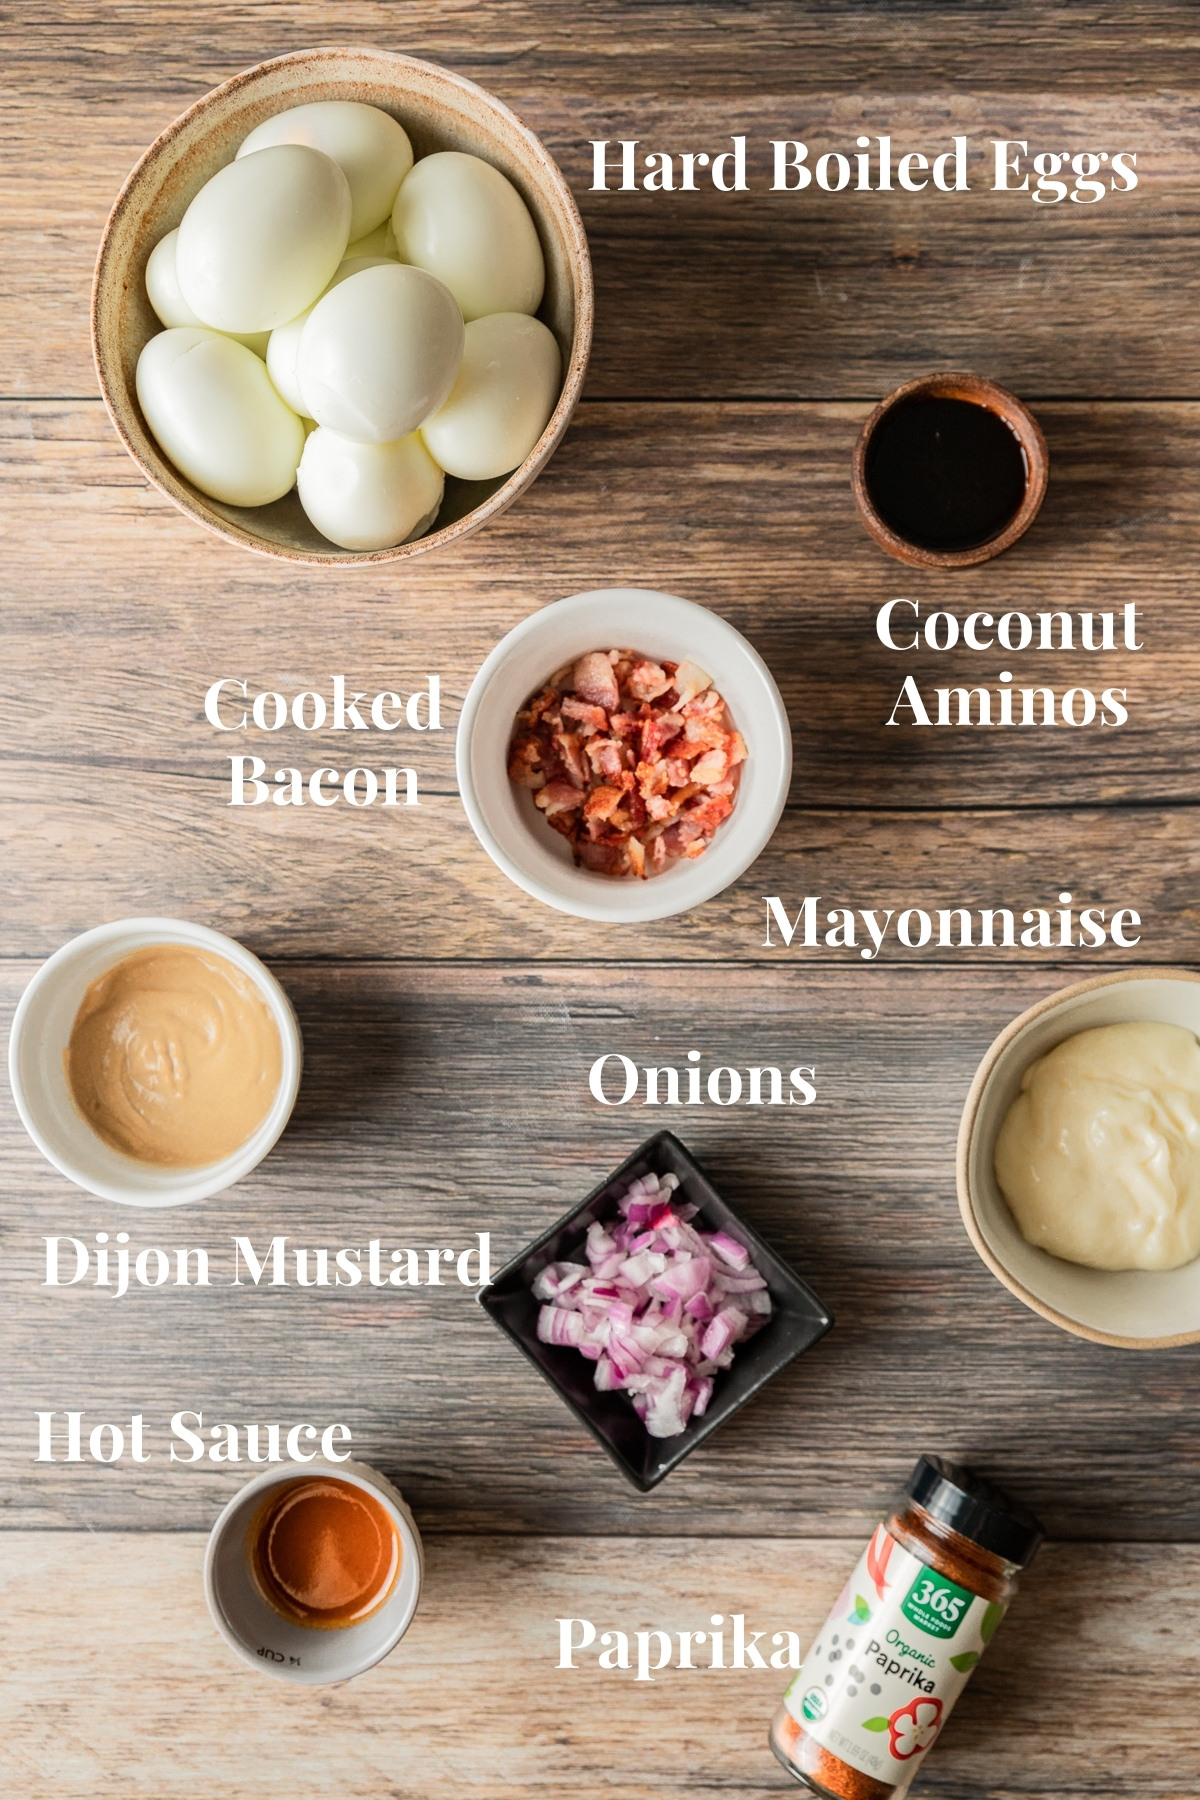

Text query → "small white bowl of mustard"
[8,917,302,1207]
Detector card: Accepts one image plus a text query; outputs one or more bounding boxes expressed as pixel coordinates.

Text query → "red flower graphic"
[887,1696,943,1760]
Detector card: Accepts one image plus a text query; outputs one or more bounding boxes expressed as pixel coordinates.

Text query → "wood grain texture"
[2,1532,1197,1800]
[6,961,1200,1540]
[5,3,1200,1790]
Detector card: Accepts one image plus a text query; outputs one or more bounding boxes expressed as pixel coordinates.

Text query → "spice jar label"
[782,1526,1004,1785]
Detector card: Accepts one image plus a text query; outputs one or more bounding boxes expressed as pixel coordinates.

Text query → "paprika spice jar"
[770,1455,1043,1797]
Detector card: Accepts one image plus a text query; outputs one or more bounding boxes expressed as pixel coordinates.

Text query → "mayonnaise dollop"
[995,1021,1200,1271]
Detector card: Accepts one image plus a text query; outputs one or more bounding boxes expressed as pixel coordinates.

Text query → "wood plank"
[4,20,1200,399]
[1,1531,1197,1798]
[3,400,1198,823]
[5,961,1200,1539]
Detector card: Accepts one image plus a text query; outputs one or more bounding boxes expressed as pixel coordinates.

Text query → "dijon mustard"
[66,945,281,1167]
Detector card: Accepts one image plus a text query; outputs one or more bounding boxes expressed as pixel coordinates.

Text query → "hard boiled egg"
[238,100,413,243]
[297,262,464,443]
[265,255,394,416]
[391,151,544,321]
[176,145,352,333]
[145,230,270,356]
[345,217,400,261]
[136,327,305,506]
[297,427,444,550]
[421,312,561,481]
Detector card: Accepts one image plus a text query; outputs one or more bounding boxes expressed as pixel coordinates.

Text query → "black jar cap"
[906,1455,1044,1568]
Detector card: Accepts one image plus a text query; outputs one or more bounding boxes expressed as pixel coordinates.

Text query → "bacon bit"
[553,731,588,787]
[535,779,586,816]
[583,783,627,823]
[628,659,673,701]
[507,733,545,789]
[572,651,620,710]
[688,748,729,786]
[584,736,628,780]
[508,647,746,879]
[560,696,610,734]
[673,659,713,705]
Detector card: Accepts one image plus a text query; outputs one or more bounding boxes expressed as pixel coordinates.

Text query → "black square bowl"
[478,1130,833,1492]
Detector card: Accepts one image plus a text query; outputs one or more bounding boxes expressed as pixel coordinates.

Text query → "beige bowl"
[92,47,592,564]
[957,969,1200,1349]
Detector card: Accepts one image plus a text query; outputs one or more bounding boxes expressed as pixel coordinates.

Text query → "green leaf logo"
[949,1650,980,1672]
[980,1601,1004,1644]
[861,1717,890,1732]
[851,1594,871,1623]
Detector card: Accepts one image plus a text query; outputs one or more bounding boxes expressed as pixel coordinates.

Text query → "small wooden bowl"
[92,47,592,566]
[852,371,1048,569]
[957,970,1200,1349]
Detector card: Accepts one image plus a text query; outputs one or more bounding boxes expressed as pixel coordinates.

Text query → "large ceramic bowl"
[8,918,302,1207]
[456,587,793,923]
[92,47,591,564]
[957,969,1200,1348]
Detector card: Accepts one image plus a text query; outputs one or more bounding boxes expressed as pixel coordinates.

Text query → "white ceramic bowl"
[8,917,302,1207]
[957,969,1200,1348]
[204,1457,423,1685]
[456,588,792,922]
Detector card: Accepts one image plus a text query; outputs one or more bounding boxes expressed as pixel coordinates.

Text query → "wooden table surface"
[4,3,1200,1795]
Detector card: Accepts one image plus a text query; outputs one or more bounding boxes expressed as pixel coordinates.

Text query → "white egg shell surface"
[266,255,394,416]
[176,144,352,333]
[345,218,400,260]
[237,100,414,243]
[297,262,464,444]
[136,327,305,507]
[297,427,444,551]
[422,312,561,481]
[145,230,270,355]
[391,151,545,322]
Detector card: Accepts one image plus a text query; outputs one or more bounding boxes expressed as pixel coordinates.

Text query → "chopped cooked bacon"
[561,696,609,734]
[628,659,672,701]
[584,736,628,780]
[583,783,627,823]
[507,733,545,789]
[535,779,587,816]
[508,647,746,879]
[572,651,620,710]
[688,748,729,786]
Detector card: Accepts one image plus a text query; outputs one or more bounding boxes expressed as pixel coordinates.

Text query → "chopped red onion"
[531,1170,772,1438]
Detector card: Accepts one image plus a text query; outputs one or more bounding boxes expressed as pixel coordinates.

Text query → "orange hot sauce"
[249,1477,401,1629]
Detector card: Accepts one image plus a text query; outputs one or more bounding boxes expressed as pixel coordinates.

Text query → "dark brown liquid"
[249,1477,401,1630]
[865,395,1028,551]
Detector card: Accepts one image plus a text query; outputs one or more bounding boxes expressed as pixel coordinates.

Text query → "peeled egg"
[176,144,352,333]
[265,255,393,416]
[136,327,305,506]
[297,427,444,550]
[345,217,400,261]
[297,262,464,443]
[391,151,544,321]
[421,312,561,481]
[238,101,413,242]
[145,230,270,356]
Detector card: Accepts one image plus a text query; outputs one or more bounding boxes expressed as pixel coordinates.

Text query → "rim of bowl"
[852,370,1049,570]
[202,1457,424,1685]
[8,917,303,1207]
[956,966,1200,1348]
[91,46,593,566]
[455,587,793,923]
